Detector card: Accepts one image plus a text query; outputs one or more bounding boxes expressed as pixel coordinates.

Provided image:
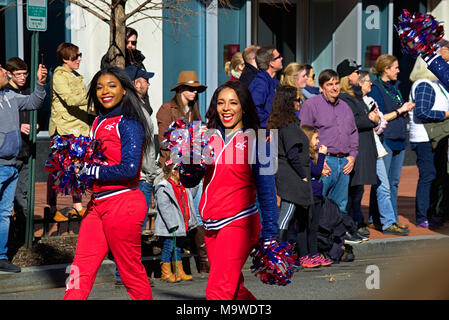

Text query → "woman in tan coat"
[46,43,90,222]
[156,70,210,273]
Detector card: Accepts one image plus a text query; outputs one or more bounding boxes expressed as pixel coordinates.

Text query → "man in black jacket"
[101,27,147,70]
[239,45,260,88]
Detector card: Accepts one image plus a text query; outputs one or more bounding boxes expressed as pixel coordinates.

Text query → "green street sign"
[27,0,47,32]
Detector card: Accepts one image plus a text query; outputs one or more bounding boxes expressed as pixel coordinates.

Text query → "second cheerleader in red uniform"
[184,80,279,300]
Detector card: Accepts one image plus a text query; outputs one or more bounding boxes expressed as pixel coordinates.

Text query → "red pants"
[63,189,152,300]
[205,213,261,300]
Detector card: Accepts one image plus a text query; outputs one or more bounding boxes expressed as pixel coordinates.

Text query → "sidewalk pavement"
[1,165,449,294]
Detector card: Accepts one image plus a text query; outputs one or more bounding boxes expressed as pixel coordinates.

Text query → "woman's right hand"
[399,102,415,113]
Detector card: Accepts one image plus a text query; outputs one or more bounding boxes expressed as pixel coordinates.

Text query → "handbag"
[423,118,449,149]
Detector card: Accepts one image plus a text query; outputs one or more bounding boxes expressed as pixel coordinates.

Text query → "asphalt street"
[0,246,439,301]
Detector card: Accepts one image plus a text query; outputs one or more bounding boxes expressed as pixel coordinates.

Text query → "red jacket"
[199,130,258,230]
[89,107,144,194]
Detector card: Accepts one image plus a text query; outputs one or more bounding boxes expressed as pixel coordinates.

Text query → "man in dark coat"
[239,45,260,88]
[337,59,379,236]
[101,27,147,70]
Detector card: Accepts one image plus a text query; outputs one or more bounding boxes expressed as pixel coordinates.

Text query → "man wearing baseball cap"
[337,58,361,85]
[125,64,155,116]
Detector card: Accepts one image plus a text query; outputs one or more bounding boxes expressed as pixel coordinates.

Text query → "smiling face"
[217,87,243,134]
[320,77,341,102]
[306,68,315,87]
[359,75,372,95]
[96,73,126,110]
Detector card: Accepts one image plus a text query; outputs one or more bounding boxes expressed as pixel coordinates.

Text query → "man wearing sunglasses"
[248,46,283,128]
[101,27,147,71]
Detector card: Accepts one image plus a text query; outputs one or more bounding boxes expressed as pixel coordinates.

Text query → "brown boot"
[194,226,210,273]
[172,261,192,281]
[160,262,176,282]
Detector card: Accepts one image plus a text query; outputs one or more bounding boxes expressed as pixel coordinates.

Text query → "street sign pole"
[25,0,47,249]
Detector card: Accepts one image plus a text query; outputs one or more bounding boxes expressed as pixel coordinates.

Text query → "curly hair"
[266,85,298,130]
[205,80,260,131]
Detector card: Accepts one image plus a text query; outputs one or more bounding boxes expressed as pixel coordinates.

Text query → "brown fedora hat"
[171,71,207,92]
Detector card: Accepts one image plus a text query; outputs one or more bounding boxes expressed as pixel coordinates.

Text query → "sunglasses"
[272,54,282,61]
[310,74,316,80]
[127,40,137,46]
[72,53,82,60]
[294,97,303,104]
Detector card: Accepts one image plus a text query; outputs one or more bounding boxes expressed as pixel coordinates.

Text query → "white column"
[205,0,218,108]
[388,1,393,55]
[246,0,252,47]
[17,0,24,59]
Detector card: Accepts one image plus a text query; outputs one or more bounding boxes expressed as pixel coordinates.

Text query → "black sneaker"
[356,232,369,242]
[0,259,21,273]
[344,232,362,245]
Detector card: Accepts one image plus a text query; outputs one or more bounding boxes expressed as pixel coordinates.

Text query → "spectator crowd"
[1,27,449,300]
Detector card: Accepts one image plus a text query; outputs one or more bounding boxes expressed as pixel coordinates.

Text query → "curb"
[352,234,449,257]
[0,254,196,295]
[1,235,448,294]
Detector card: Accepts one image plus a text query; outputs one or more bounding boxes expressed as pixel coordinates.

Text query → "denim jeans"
[0,165,19,260]
[191,180,203,226]
[138,180,153,232]
[410,142,436,224]
[369,157,397,230]
[382,143,405,221]
[322,156,350,213]
[161,236,183,263]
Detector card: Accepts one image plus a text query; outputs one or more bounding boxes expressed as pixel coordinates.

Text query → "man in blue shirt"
[248,46,283,128]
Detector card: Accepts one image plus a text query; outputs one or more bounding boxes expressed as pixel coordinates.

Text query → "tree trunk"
[107,0,127,68]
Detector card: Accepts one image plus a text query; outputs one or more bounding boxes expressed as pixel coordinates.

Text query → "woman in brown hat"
[156,70,207,167]
[156,70,209,274]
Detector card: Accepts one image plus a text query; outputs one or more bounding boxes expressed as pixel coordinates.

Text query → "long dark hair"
[206,80,260,131]
[267,85,298,130]
[87,66,152,152]
[172,87,202,122]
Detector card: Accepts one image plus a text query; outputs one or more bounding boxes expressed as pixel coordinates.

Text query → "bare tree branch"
[125,0,154,21]
[82,0,112,20]
[67,0,111,23]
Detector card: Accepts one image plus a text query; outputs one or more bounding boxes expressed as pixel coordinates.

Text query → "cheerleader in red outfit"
[186,81,279,300]
[64,67,153,300]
